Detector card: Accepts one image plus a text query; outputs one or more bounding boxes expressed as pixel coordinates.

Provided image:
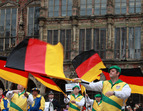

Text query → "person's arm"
[6,91,14,99]
[64,95,71,104]
[39,96,45,111]
[114,84,131,99]
[81,80,103,92]
[85,95,94,105]
[75,97,85,107]
[27,94,34,105]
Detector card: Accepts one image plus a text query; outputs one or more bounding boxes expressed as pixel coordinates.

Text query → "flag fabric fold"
[5,38,69,80]
[31,73,65,95]
[101,68,143,94]
[0,57,28,88]
[72,50,106,94]
[72,50,106,82]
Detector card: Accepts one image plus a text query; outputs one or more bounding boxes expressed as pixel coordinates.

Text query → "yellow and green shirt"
[101,79,127,111]
[68,94,84,111]
[92,100,102,111]
[9,90,31,111]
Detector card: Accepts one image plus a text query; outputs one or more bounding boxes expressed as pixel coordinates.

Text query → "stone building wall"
[0,0,142,104]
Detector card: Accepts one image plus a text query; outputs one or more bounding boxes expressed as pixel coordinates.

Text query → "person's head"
[108,65,121,79]
[17,84,24,91]
[94,94,101,102]
[126,106,132,110]
[31,88,40,96]
[72,85,80,95]
[48,91,54,99]
[0,88,3,96]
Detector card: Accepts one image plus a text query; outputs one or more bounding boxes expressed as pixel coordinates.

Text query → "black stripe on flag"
[6,38,29,71]
[72,50,97,69]
[101,68,143,77]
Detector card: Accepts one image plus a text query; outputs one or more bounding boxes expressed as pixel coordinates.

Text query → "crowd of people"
[0,65,142,111]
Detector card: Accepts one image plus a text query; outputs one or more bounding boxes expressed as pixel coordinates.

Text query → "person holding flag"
[6,84,33,111]
[28,88,45,111]
[1,89,10,111]
[85,94,102,111]
[74,65,131,111]
[64,85,85,111]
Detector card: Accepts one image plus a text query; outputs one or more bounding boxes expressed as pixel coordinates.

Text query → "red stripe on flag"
[0,60,28,78]
[102,71,110,80]
[25,39,47,74]
[76,53,102,78]
[31,73,57,86]
[102,71,143,86]
[119,75,143,86]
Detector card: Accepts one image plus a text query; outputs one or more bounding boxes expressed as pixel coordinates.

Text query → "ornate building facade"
[0,0,143,105]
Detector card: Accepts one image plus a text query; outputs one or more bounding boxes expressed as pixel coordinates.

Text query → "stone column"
[39,0,47,41]
[71,0,79,60]
[106,0,114,59]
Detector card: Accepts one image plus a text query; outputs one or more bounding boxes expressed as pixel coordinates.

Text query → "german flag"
[72,50,106,82]
[31,73,65,95]
[101,68,143,94]
[6,38,68,80]
[0,56,28,88]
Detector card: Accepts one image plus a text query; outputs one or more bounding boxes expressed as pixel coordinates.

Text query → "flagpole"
[25,72,29,92]
[84,89,88,111]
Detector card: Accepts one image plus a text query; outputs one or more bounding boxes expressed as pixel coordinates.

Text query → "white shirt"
[85,96,94,106]
[81,80,131,99]
[64,94,85,107]
[6,90,33,105]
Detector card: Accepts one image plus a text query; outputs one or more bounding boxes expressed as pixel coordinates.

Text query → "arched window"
[28,6,40,37]
[0,8,17,51]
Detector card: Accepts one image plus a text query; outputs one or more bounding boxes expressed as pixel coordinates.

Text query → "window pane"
[80,4,86,15]
[60,30,65,47]
[87,0,92,15]
[34,7,40,35]
[115,0,127,14]
[134,27,141,59]
[79,29,85,53]
[11,8,17,37]
[47,30,52,44]
[62,1,66,17]
[0,39,3,51]
[93,29,99,50]
[28,7,34,36]
[128,27,134,59]
[114,28,120,58]
[5,9,11,38]
[129,1,134,13]
[86,29,91,50]
[54,0,59,17]
[53,30,58,44]
[121,28,127,59]
[49,0,54,17]
[67,0,72,16]
[28,7,39,36]
[0,9,5,37]
[66,30,71,60]
[95,4,100,15]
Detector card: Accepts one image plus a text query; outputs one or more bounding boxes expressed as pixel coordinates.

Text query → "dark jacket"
[46,99,61,111]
